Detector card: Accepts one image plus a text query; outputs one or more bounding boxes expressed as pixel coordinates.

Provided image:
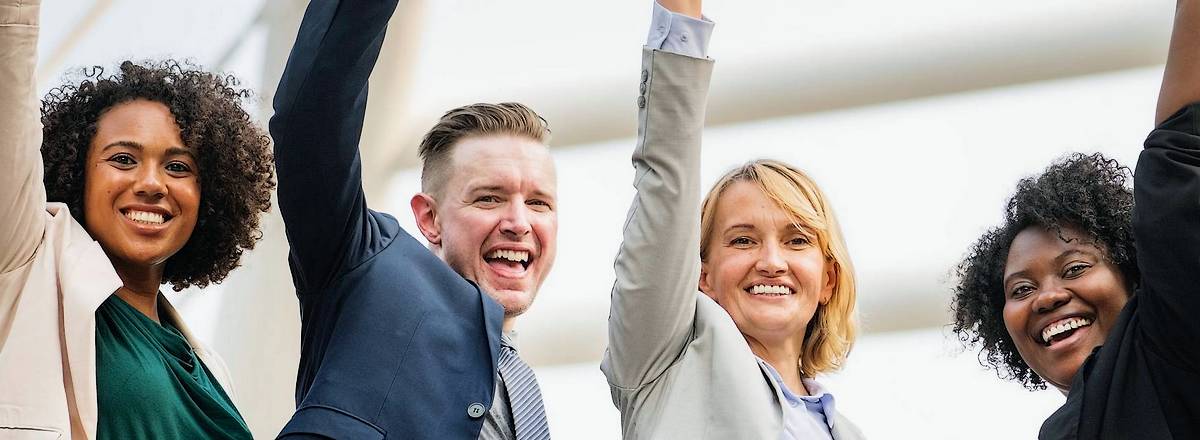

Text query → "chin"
[104,241,176,267]
[493,289,535,316]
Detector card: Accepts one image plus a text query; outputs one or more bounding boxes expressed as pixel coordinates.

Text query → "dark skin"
[997,0,1200,392]
[1001,226,1130,392]
[83,99,200,322]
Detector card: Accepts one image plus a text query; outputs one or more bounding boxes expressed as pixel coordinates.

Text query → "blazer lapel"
[54,208,122,440]
[476,281,505,372]
[755,361,789,432]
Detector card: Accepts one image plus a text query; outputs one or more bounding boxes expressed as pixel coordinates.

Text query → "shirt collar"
[756,358,838,430]
[501,330,519,350]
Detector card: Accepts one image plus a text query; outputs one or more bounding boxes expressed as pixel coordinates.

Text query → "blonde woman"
[601,1,866,439]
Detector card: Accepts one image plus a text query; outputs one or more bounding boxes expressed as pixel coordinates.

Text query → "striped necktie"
[499,341,551,440]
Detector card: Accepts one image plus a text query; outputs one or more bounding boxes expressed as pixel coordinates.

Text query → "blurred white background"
[33,0,1172,438]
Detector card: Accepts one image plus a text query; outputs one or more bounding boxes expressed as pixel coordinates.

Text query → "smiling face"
[699,181,835,346]
[83,99,200,276]
[416,134,558,320]
[1002,225,1131,391]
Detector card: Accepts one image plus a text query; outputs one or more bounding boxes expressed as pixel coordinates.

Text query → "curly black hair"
[951,152,1138,390]
[40,60,275,291]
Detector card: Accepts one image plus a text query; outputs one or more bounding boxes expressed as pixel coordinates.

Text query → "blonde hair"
[418,102,550,195]
[699,159,857,377]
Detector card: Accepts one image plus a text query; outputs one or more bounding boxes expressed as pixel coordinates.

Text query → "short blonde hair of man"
[418,102,550,196]
[699,159,858,377]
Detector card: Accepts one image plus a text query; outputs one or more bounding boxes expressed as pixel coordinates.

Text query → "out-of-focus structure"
[34,0,1172,437]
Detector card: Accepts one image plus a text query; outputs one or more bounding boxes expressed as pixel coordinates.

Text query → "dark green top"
[95,295,251,439]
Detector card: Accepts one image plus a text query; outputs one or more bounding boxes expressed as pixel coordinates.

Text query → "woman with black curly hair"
[951,1,1200,438]
[0,1,273,439]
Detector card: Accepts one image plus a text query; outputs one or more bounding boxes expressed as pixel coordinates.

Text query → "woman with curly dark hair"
[0,2,273,439]
[951,1,1200,438]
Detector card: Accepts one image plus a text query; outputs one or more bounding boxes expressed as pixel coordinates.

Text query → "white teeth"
[487,250,529,263]
[125,210,165,224]
[1041,317,1093,344]
[749,285,793,296]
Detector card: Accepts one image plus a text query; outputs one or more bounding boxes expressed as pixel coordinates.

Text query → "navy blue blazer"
[270,0,503,438]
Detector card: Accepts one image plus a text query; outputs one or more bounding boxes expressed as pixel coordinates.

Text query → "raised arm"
[0,0,45,275]
[602,0,714,390]
[1134,0,1200,370]
[270,0,400,290]
[1156,0,1200,124]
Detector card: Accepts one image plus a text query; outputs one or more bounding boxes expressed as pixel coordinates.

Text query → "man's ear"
[410,193,441,246]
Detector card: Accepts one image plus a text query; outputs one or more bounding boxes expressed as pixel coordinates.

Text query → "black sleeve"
[1133,102,1200,371]
[270,0,400,291]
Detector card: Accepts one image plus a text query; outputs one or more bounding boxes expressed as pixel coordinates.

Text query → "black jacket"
[1040,104,1200,439]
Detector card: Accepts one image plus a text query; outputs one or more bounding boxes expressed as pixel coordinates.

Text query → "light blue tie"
[499,342,551,440]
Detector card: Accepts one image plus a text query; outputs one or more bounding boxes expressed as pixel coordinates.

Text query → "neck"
[503,316,516,333]
[746,332,809,395]
[110,259,164,323]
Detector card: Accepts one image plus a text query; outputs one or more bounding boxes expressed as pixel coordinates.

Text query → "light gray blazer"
[600,47,866,440]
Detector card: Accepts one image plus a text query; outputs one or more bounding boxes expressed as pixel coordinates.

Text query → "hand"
[657,0,702,19]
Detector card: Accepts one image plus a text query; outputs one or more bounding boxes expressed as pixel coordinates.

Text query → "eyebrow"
[101,141,195,158]
[1002,270,1029,288]
[1003,249,1097,286]
[468,185,507,193]
[467,185,556,199]
[722,224,756,234]
[100,140,144,152]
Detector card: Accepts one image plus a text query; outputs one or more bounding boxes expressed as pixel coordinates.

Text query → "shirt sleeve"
[1133,102,1200,370]
[0,0,46,275]
[645,0,714,59]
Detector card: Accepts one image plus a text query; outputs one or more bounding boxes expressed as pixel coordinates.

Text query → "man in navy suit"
[271,0,557,438]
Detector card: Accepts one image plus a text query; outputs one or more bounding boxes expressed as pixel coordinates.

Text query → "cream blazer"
[0,2,236,439]
[601,48,867,440]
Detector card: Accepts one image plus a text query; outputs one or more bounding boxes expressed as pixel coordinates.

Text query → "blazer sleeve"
[270,0,400,291]
[1133,102,1200,371]
[602,48,714,390]
[0,0,45,276]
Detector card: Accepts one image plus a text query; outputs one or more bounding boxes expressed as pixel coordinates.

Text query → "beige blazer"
[0,2,236,439]
[601,48,867,440]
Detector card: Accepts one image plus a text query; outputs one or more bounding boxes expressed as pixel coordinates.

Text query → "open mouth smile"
[1039,316,1094,347]
[122,209,172,225]
[484,248,532,277]
[119,208,175,232]
[745,284,794,296]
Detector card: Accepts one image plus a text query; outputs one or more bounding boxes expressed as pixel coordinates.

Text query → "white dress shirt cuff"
[645,1,714,59]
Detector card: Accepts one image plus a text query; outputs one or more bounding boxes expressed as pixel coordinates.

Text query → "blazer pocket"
[0,426,62,440]
[278,405,385,439]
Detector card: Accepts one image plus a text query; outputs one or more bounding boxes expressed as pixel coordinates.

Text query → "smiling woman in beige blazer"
[0,1,274,438]
[601,1,866,439]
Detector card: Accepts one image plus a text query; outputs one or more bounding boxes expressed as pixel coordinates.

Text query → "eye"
[730,236,755,247]
[165,161,193,175]
[106,153,136,168]
[474,195,501,206]
[527,199,553,211]
[1063,263,1090,278]
[1010,284,1036,299]
[787,236,811,247]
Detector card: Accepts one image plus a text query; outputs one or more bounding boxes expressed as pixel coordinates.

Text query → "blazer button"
[637,96,646,108]
[640,83,647,95]
[641,69,649,82]
[467,402,486,419]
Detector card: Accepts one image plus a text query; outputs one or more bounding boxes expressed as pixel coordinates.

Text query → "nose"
[755,242,787,276]
[133,166,167,200]
[499,201,531,238]
[1032,284,1071,314]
